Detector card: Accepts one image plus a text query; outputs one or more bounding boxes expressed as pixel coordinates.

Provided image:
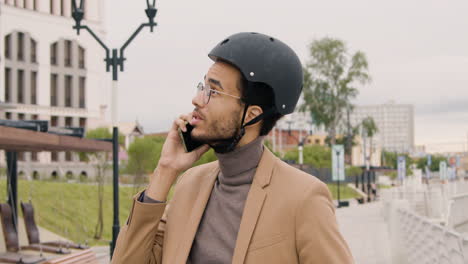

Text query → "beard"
[192,108,243,151]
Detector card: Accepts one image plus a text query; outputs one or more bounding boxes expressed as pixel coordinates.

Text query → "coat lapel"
[173,165,219,264]
[231,147,276,264]
[231,184,266,264]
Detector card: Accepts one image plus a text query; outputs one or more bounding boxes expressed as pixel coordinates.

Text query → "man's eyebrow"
[207,78,224,90]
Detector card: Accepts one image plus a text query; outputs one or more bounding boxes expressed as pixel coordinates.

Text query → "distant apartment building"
[0,1,110,180]
[350,101,415,153]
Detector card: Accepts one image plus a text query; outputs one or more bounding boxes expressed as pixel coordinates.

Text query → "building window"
[5,68,11,102]
[79,46,85,69]
[65,40,72,67]
[18,113,25,120]
[5,112,12,120]
[4,35,11,59]
[33,0,37,10]
[50,0,54,14]
[60,0,64,16]
[65,151,72,161]
[31,71,37,104]
[30,39,37,63]
[17,69,24,103]
[51,116,58,127]
[79,117,86,128]
[65,75,72,107]
[31,152,38,162]
[65,152,72,161]
[51,152,58,162]
[79,77,85,108]
[17,32,24,61]
[51,74,58,106]
[32,114,38,120]
[50,43,57,65]
[18,152,25,162]
[65,116,72,127]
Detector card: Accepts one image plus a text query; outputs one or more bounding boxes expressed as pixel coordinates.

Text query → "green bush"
[284,145,331,168]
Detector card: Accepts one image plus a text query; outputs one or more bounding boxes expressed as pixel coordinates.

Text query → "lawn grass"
[326,183,361,200]
[0,179,138,246]
[0,179,358,246]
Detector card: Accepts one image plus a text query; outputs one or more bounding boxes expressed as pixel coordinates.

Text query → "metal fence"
[382,180,468,263]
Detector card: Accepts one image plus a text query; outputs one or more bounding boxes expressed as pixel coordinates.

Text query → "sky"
[104,0,468,153]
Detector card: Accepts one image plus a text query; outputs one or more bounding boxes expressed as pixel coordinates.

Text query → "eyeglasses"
[196,82,241,105]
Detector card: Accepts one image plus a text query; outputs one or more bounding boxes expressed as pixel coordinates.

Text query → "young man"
[112,32,354,264]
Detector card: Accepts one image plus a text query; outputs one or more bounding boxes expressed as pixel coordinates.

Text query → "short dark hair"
[237,73,283,136]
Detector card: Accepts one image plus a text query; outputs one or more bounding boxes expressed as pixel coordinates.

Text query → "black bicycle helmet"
[208,32,303,116]
[207,32,303,153]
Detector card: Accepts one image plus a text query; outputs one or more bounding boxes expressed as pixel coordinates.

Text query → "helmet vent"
[221,39,229,45]
[269,37,275,42]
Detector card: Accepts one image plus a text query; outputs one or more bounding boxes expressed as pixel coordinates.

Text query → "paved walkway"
[335,201,392,264]
[92,246,111,264]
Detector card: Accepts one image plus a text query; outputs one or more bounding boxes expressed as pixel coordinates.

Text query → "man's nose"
[192,91,205,108]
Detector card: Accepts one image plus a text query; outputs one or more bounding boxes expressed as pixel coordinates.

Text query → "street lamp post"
[287,121,310,170]
[71,0,158,258]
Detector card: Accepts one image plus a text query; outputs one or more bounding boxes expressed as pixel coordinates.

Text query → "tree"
[301,37,370,146]
[126,136,164,193]
[361,116,378,167]
[79,127,112,240]
[416,155,446,172]
[382,151,413,176]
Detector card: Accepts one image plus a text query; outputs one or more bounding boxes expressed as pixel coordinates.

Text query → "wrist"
[146,166,179,201]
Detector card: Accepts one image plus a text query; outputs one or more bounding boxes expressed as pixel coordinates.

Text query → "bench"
[44,249,98,264]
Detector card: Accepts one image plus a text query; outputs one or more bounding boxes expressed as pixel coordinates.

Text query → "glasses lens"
[197,82,209,105]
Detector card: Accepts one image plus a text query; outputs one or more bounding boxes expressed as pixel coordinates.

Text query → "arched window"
[79,171,88,182]
[3,32,39,105]
[66,171,74,180]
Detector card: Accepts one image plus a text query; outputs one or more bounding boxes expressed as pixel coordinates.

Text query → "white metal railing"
[382,180,468,264]
[447,193,468,234]
[396,208,467,264]
[382,180,468,226]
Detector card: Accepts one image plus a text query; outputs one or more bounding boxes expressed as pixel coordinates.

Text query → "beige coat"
[112,147,354,264]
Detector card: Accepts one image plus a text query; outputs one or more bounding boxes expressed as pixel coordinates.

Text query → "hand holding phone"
[146,116,209,201]
[178,123,204,152]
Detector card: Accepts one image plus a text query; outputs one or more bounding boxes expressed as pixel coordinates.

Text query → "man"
[112,32,354,264]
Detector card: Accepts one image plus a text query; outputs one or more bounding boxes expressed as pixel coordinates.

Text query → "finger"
[175,118,187,132]
[180,113,194,125]
[179,114,191,123]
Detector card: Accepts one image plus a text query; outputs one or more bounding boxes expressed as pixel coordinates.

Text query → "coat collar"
[252,146,276,188]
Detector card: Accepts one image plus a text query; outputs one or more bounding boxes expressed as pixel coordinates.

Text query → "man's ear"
[244,105,263,125]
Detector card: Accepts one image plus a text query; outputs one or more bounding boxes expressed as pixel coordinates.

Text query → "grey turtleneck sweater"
[142,136,264,264]
[187,136,264,264]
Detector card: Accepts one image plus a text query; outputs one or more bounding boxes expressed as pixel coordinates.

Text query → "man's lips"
[191,111,204,125]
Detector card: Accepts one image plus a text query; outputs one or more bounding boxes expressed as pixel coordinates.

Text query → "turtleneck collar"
[214,136,265,186]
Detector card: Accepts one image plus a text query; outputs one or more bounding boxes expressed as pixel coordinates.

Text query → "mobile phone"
[178,123,204,152]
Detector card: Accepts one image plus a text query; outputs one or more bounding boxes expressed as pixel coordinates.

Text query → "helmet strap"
[211,105,276,153]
